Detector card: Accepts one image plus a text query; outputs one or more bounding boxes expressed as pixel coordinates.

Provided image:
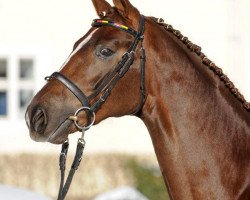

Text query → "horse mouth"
[47,119,73,144]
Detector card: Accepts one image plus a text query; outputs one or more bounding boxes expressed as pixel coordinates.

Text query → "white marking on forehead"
[60,29,98,69]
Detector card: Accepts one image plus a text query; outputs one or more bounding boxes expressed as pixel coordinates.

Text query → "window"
[0,59,7,78]
[18,58,35,117]
[19,58,34,79]
[0,91,7,116]
[0,58,8,117]
[19,90,33,114]
[0,47,48,121]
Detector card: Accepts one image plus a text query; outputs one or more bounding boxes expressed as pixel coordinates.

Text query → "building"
[0,0,249,153]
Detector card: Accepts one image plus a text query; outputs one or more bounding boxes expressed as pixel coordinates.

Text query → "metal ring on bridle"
[73,107,96,130]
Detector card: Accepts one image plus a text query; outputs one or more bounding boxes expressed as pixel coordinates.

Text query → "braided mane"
[150,17,250,112]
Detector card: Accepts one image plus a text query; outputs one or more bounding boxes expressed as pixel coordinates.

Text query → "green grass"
[127,159,170,200]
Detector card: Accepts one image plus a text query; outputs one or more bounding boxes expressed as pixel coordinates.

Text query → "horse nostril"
[31,108,48,134]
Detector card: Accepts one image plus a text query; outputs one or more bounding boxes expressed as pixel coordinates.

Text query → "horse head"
[25,0,146,144]
[25,1,250,199]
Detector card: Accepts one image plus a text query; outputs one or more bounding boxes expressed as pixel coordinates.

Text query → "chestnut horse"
[25,0,250,199]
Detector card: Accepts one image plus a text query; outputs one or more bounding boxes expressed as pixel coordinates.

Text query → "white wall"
[0,0,249,153]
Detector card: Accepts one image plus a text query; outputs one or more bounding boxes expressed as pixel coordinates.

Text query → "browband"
[92,19,138,37]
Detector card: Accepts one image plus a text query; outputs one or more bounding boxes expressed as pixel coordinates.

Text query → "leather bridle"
[45,15,145,130]
[45,15,146,200]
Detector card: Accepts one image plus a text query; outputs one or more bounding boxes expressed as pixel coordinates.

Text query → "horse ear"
[113,0,140,21]
[91,0,112,18]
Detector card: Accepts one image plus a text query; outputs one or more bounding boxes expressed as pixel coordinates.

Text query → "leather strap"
[45,72,91,126]
[57,139,85,200]
[46,72,90,107]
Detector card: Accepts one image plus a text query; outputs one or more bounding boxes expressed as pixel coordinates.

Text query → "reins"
[45,15,145,200]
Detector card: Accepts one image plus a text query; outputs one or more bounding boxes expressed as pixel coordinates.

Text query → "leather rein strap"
[45,15,146,200]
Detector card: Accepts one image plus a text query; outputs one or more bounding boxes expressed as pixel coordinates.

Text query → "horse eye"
[100,48,114,57]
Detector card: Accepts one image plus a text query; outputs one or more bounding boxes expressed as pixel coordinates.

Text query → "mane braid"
[150,17,250,112]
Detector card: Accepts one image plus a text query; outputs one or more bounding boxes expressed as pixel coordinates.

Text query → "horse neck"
[140,19,250,200]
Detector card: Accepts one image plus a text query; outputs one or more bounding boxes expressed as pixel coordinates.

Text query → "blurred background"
[0,0,249,199]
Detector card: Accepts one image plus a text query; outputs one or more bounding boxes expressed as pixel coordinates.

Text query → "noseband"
[45,15,145,200]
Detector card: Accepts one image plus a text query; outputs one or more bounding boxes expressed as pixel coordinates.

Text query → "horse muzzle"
[25,106,49,141]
